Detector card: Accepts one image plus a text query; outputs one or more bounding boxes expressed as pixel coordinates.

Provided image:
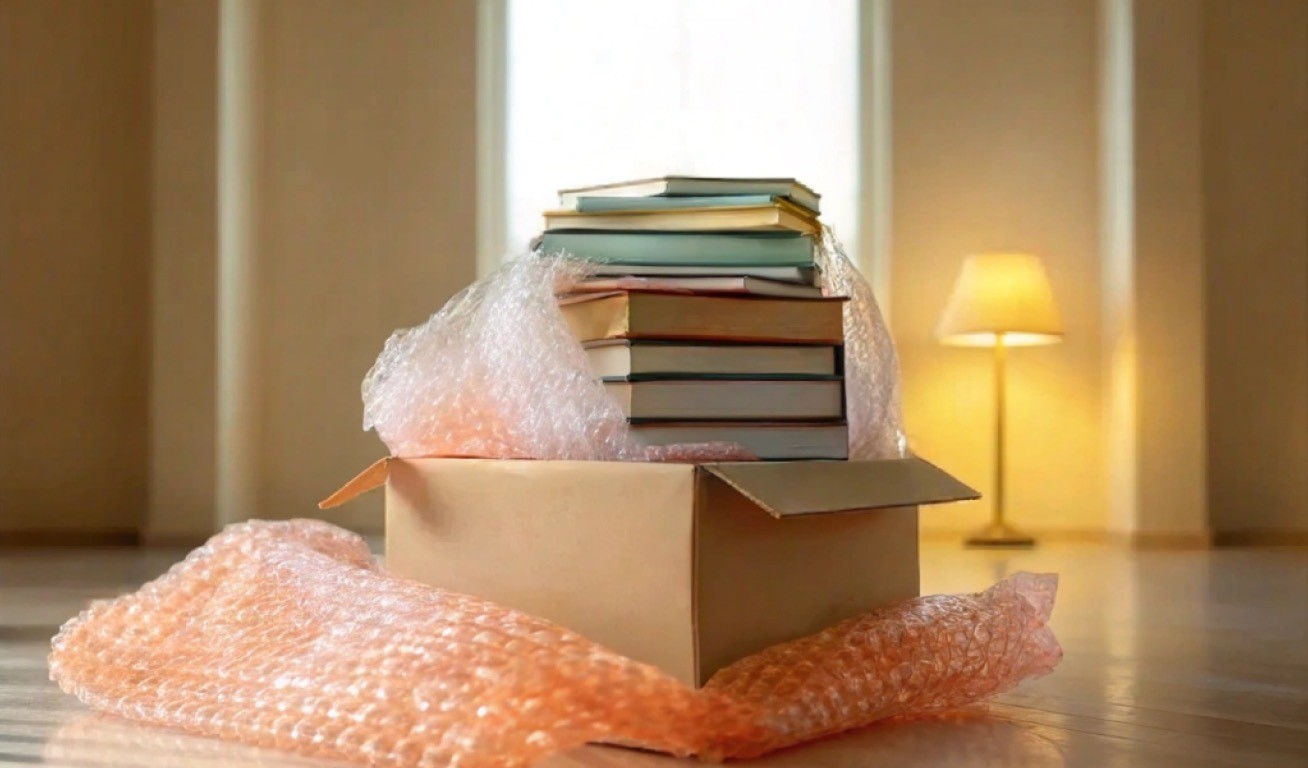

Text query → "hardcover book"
[571,193,796,213]
[584,341,838,378]
[584,262,818,285]
[558,176,821,214]
[545,199,818,235]
[558,291,846,344]
[570,275,824,299]
[605,379,844,420]
[629,421,850,460]
[538,231,814,267]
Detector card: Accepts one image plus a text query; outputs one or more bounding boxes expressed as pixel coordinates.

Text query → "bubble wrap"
[701,570,1061,759]
[362,230,905,462]
[50,520,1060,767]
[361,256,640,461]
[814,230,907,459]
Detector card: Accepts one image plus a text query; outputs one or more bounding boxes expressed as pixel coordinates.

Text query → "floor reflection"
[43,714,348,768]
[43,709,1065,768]
[746,710,1066,768]
[16,543,1307,767]
[549,709,1065,767]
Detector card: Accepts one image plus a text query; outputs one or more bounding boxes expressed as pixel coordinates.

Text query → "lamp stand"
[966,334,1035,548]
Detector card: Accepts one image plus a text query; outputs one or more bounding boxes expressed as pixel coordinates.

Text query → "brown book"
[558,292,845,344]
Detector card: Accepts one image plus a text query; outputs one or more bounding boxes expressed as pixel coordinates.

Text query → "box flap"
[318,457,392,509]
[701,457,978,518]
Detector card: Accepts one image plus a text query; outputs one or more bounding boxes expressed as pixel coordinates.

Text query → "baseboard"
[0,527,374,550]
[0,528,139,547]
[925,527,1308,549]
[919,528,1107,544]
[1211,529,1308,548]
[141,522,380,548]
[1114,531,1213,550]
[139,531,212,548]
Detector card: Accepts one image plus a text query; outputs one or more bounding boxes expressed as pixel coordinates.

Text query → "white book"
[586,341,838,378]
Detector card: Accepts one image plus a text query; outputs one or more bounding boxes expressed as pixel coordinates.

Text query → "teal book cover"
[573,194,781,213]
[537,231,814,266]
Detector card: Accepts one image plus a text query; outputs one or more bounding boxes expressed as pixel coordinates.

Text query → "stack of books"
[540,176,848,460]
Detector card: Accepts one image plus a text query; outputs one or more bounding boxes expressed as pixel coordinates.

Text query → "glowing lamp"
[937,253,1063,547]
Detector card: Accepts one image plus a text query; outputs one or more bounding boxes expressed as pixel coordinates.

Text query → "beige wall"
[141,0,478,539]
[891,0,1107,536]
[1202,0,1308,537]
[0,0,152,535]
[1101,0,1209,541]
[148,0,219,541]
[1,0,478,540]
[1131,2,1207,538]
[6,0,1306,542]
[256,0,478,531]
[149,0,481,538]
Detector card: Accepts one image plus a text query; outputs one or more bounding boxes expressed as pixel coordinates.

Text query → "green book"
[559,176,821,214]
[537,231,814,266]
[573,194,786,213]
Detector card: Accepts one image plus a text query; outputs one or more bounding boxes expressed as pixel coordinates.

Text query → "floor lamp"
[936,253,1063,547]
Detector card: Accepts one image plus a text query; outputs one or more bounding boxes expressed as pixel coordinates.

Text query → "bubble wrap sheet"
[51,520,1060,767]
[814,232,906,459]
[362,230,905,462]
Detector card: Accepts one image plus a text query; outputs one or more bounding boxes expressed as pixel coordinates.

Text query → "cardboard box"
[323,457,976,687]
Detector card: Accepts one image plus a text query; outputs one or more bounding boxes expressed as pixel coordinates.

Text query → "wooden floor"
[1,542,1305,766]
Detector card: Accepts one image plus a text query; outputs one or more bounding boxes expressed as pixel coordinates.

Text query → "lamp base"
[964,522,1036,548]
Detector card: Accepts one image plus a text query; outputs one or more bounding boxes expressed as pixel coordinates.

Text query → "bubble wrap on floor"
[361,230,905,462]
[50,520,1060,768]
[701,570,1061,759]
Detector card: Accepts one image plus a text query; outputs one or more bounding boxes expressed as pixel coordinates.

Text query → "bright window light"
[505,0,859,255]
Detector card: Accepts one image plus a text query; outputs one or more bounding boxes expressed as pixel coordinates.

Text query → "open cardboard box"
[323,457,977,687]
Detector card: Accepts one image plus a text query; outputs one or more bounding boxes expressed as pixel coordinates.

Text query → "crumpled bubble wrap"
[362,230,906,462]
[814,232,907,459]
[361,256,641,461]
[702,570,1061,758]
[50,520,1060,767]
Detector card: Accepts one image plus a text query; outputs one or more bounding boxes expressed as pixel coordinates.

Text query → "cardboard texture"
[323,457,977,687]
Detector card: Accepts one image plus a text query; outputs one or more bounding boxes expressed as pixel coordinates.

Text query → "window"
[504,0,859,256]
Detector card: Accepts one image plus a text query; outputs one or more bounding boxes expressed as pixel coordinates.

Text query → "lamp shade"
[936,253,1063,347]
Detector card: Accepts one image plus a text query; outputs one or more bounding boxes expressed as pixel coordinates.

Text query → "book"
[585,262,818,285]
[629,421,849,460]
[585,340,838,378]
[558,176,821,214]
[605,379,844,420]
[570,275,824,299]
[559,292,846,344]
[572,194,792,213]
[537,231,813,266]
[545,199,818,235]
